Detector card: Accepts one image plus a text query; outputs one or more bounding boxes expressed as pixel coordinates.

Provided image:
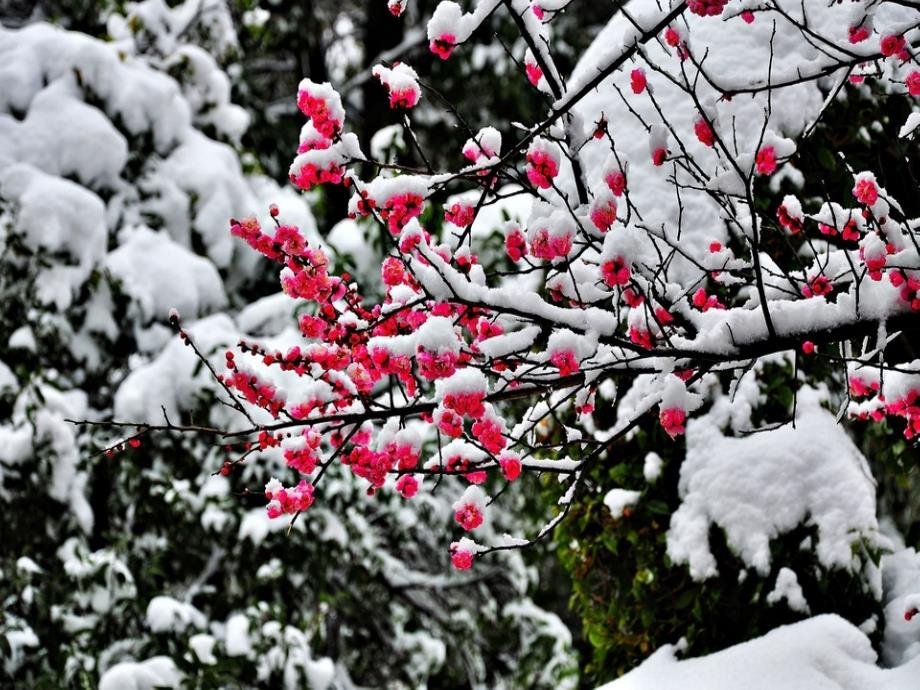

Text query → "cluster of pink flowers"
[265,478,315,518]
[379,192,425,234]
[687,0,728,17]
[222,354,286,418]
[297,85,343,138]
[285,432,323,474]
[417,348,460,380]
[290,161,345,190]
[691,288,725,311]
[890,271,920,311]
[550,350,580,376]
[602,257,631,287]
[818,219,861,242]
[344,445,396,489]
[472,416,506,454]
[445,202,476,227]
[529,228,572,260]
[801,275,832,299]
[383,439,420,471]
[884,390,920,440]
[526,142,560,189]
[443,391,487,419]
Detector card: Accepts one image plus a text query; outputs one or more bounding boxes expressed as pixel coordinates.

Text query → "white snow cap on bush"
[668,389,879,579]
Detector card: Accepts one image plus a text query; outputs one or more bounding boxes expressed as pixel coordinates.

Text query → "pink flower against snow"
[443,391,486,419]
[525,50,543,86]
[880,35,907,59]
[907,72,920,97]
[630,68,647,94]
[430,33,456,60]
[450,538,477,570]
[296,79,345,139]
[852,174,879,206]
[602,257,631,287]
[694,118,715,147]
[802,275,832,299]
[755,146,777,175]
[372,62,421,109]
[396,474,419,498]
[504,226,527,261]
[472,416,506,454]
[848,24,870,44]
[453,486,487,531]
[691,288,725,311]
[265,478,315,518]
[526,139,560,189]
[590,195,618,232]
[499,452,522,481]
[445,202,476,227]
[605,169,627,196]
[550,350,580,377]
[688,0,727,17]
[659,408,686,439]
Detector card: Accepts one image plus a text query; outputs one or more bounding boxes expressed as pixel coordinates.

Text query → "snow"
[0,163,107,309]
[114,314,239,425]
[597,615,920,690]
[189,633,217,665]
[603,488,640,519]
[98,656,183,690]
[668,389,880,580]
[766,567,810,614]
[224,613,254,657]
[106,227,227,322]
[3,624,38,675]
[643,452,662,482]
[145,595,206,633]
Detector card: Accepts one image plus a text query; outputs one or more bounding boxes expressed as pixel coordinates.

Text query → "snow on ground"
[597,614,920,690]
